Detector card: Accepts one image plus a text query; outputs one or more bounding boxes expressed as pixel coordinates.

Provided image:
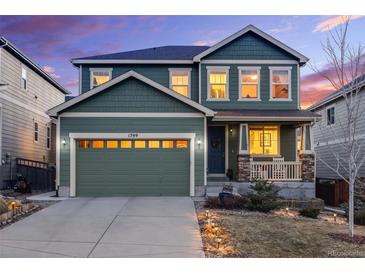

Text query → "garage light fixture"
[62,138,66,146]
[197,138,201,148]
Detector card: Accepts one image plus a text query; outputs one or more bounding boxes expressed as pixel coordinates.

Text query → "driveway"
[0,197,204,258]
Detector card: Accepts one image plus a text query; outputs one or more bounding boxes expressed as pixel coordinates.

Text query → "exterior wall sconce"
[62,138,66,146]
[197,138,202,148]
[229,128,233,136]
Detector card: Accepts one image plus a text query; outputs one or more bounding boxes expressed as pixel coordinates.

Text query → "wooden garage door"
[75,139,190,196]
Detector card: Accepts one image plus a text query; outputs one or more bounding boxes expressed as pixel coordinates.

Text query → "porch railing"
[250,160,302,181]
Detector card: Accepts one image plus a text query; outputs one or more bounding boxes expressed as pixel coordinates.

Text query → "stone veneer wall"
[237,154,251,181]
[299,153,315,182]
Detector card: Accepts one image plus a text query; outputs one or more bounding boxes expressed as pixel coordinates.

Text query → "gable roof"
[0,36,69,94]
[308,73,365,111]
[193,25,309,64]
[71,46,209,65]
[47,70,215,117]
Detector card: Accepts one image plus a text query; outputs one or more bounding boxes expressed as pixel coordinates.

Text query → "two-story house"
[0,37,68,189]
[48,25,319,198]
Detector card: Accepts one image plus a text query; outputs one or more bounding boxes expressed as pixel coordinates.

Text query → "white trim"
[56,118,60,189]
[269,67,292,101]
[48,70,215,117]
[204,116,207,186]
[325,105,335,127]
[168,68,192,98]
[237,66,261,101]
[79,65,82,95]
[58,112,204,118]
[206,66,230,101]
[201,59,299,65]
[302,124,314,153]
[0,103,2,166]
[213,116,318,122]
[0,93,51,119]
[193,25,309,63]
[89,67,113,89]
[33,120,39,143]
[72,59,194,64]
[198,62,201,104]
[46,124,51,150]
[239,123,249,154]
[68,132,196,197]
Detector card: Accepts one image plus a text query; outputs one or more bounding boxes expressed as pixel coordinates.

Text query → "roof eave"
[71,59,194,65]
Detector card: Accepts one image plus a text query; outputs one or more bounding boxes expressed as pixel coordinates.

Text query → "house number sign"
[127,133,139,138]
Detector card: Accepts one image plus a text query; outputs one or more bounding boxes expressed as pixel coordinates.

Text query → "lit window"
[170,69,190,97]
[92,140,104,149]
[148,140,160,149]
[107,140,118,149]
[271,68,291,99]
[176,140,188,149]
[208,68,229,99]
[327,107,335,125]
[134,140,146,149]
[34,122,39,142]
[46,126,51,149]
[239,68,260,99]
[121,140,132,148]
[249,126,279,156]
[21,67,27,90]
[79,140,90,148]
[90,68,112,89]
[162,140,174,148]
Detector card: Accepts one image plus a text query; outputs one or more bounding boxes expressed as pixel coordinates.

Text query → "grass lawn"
[196,207,365,258]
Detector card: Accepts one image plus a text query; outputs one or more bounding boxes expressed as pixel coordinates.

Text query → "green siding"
[60,117,204,188]
[66,77,198,113]
[280,125,296,161]
[81,64,200,102]
[201,64,298,110]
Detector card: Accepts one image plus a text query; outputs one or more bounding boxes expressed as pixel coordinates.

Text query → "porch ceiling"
[212,109,321,122]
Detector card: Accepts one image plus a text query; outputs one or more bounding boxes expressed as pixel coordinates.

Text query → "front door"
[208,126,225,174]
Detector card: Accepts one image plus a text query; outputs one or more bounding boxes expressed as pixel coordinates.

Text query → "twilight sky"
[0,15,364,108]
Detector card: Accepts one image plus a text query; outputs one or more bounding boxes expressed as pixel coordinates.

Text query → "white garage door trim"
[68,132,196,197]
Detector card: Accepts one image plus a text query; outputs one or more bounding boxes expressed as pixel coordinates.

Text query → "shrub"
[204,195,247,210]
[0,197,8,215]
[299,208,321,219]
[246,179,280,213]
[354,209,365,225]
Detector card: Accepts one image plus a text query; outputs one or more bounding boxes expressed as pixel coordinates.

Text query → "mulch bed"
[329,233,365,245]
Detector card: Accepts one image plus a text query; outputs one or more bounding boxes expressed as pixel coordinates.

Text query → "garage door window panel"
[79,140,90,149]
[162,140,174,148]
[148,140,160,149]
[176,140,188,149]
[121,140,132,148]
[107,140,118,149]
[134,140,146,148]
[92,140,105,149]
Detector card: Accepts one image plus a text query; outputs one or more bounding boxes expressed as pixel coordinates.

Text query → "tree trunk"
[349,180,354,237]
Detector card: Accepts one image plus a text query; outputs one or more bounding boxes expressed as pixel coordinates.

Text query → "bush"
[246,179,280,213]
[299,208,321,219]
[204,195,248,210]
[354,209,365,225]
[0,197,8,215]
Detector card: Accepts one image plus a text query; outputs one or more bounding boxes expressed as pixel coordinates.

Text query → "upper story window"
[90,68,112,89]
[207,67,230,100]
[34,121,39,143]
[46,125,51,149]
[270,67,291,101]
[21,66,27,91]
[238,67,260,101]
[327,106,335,126]
[169,68,191,97]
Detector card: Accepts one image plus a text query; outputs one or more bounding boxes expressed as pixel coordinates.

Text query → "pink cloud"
[192,40,216,46]
[313,15,364,33]
[42,66,60,79]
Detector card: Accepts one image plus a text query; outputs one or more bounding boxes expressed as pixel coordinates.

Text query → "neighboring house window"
[21,67,27,90]
[270,67,291,100]
[249,125,279,156]
[207,67,229,100]
[238,67,260,100]
[169,68,191,97]
[46,125,51,149]
[34,122,39,142]
[90,68,112,89]
[327,106,335,125]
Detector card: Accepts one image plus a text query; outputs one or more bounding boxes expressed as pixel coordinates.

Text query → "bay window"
[270,67,291,100]
[90,68,112,89]
[207,67,229,100]
[249,125,279,156]
[238,67,260,100]
[169,68,191,97]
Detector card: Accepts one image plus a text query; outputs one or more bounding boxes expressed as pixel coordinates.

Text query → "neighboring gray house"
[0,37,68,188]
[308,74,365,180]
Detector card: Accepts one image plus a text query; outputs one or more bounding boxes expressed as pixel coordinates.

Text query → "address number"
[128,133,139,138]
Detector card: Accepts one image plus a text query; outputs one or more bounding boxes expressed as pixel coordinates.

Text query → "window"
[21,67,27,90]
[207,67,229,100]
[92,140,104,149]
[270,67,291,100]
[176,140,188,149]
[90,68,112,89]
[249,126,279,156]
[238,67,260,100]
[169,69,191,97]
[327,106,335,126]
[162,140,174,148]
[120,140,132,148]
[107,140,118,149]
[134,140,146,149]
[79,140,90,148]
[34,122,39,142]
[46,126,51,149]
[148,140,160,149]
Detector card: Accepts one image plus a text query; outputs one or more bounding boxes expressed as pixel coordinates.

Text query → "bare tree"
[310,16,365,237]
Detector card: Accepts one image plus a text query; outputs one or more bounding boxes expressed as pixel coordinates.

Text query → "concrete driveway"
[0,197,204,258]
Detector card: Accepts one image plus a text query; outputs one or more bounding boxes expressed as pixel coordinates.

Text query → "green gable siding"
[81,64,199,102]
[201,64,298,110]
[203,31,298,60]
[59,117,205,188]
[280,125,297,161]
[65,77,199,113]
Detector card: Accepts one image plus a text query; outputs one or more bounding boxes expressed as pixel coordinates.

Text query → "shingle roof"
[73,46,210,61]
